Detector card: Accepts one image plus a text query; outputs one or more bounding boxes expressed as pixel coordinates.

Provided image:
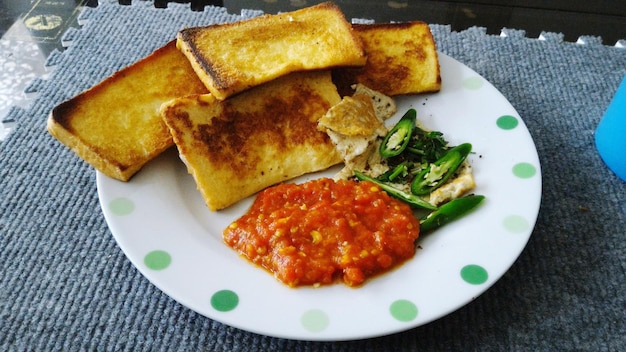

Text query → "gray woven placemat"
[1,1,625,350]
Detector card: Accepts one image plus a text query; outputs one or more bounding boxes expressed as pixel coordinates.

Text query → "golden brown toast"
[160,70,343,211]
[176,2,366,100]
[47,40,208,181]
[333,21,441,96]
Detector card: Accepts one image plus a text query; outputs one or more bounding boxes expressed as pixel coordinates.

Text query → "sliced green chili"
[411,143,472,196]
[354,170,437,210]
[379,108,416,158]
[420,195,485,233]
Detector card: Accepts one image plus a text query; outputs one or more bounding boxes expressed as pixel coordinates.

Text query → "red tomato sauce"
[223,178,420,287]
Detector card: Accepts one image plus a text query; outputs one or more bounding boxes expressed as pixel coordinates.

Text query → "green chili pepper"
[379,108,416,158]
[387,162,409,182]
[411,143,472,196]
[420,195,485,233]
[378,161,410,182]
[354,170,437,210]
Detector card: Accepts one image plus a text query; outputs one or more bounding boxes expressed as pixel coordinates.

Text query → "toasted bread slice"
[176,2,366,100]
[333,21,441,96]
[160,70,343,211]
[47,40,208,181]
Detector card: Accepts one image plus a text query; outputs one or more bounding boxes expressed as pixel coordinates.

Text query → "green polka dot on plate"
[211,289,239,312]
[461,264,488,285]
[463,76,483,90]
[144,250,171,270]
[513,162,537,179]
[109,197,134,216]
[301,309,329,333]
[503,215,530,234]
[389,299,418,322]
[496,115,519,130]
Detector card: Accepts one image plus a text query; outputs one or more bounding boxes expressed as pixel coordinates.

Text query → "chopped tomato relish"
[223,178,420,287]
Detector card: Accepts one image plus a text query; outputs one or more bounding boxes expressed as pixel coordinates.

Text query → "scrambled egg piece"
[428,162,475,206]
[317,85,396,180]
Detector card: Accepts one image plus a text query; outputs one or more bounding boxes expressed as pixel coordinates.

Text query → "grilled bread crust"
[47,40,208,181]
[160,70,343,211]
[333,21,441,96]
[176,2,366,101]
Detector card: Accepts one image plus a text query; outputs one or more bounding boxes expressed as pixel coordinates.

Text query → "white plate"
[97,53,541,341]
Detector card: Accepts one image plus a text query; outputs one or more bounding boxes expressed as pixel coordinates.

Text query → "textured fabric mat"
[1,1,625,350]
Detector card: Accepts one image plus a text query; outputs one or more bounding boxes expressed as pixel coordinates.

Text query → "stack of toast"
[47,1,441,210]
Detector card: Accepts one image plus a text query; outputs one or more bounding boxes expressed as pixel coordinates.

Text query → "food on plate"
[317,84,396,180]
[420,195,485,233]
[410,142,472,195]
[353,170,437,210]
[177,2,366,100]
[318,90,387,139]
[333,21,441,96]
[47,2,444,189]
[350,84,397,120]
[428,162,475,206]
[159,70,343,211]
[378,108,417,158]
[47,40,208,181]
[46,0,474,287]
[223,105,484,287]
[340,108,483,231]
[223,178,420,287]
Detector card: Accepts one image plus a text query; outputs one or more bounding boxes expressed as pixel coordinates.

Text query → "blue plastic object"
[595,75,626,182]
